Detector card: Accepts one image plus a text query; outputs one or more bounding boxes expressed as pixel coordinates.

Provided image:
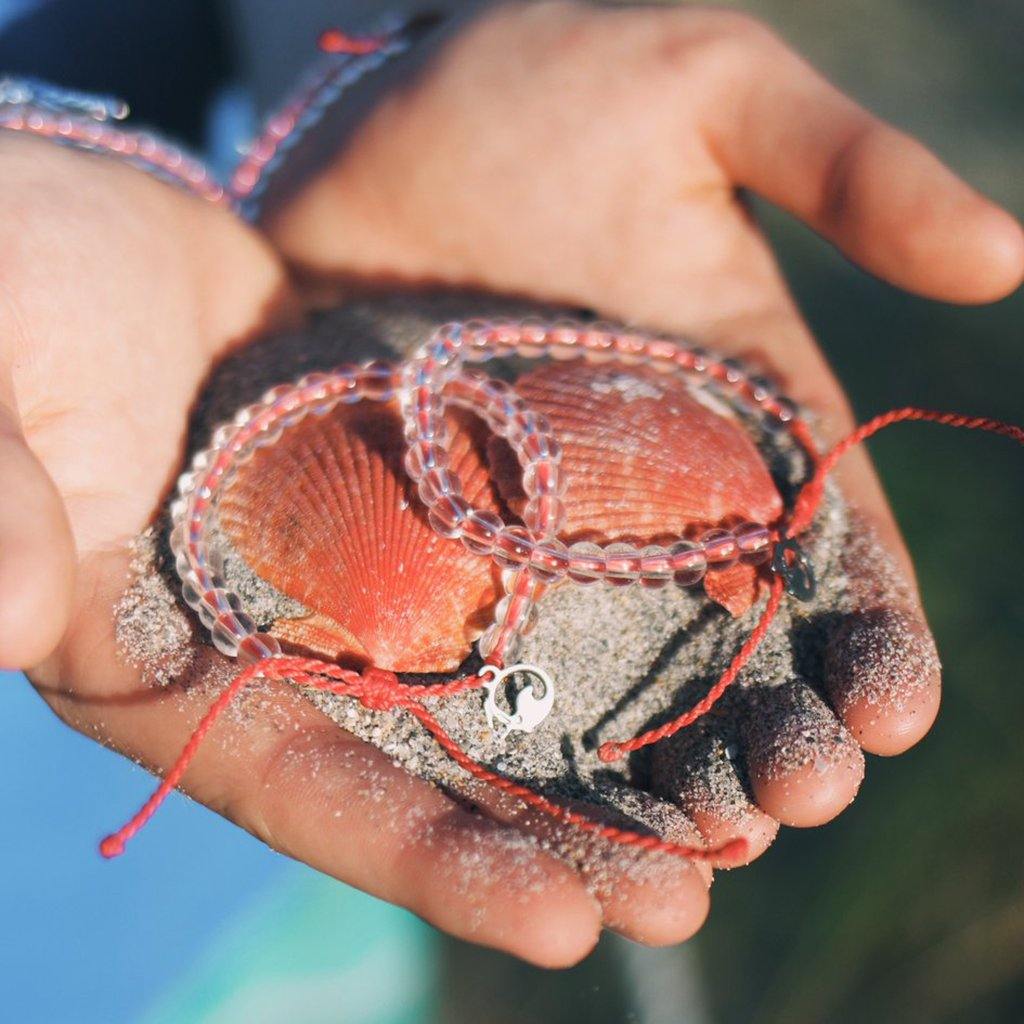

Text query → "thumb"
[0,380,76,669]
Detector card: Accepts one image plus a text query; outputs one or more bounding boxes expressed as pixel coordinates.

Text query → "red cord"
[100,406,1024,864]
[597,576,786,762]
[598,407,1024,762]
[100,657,740,862]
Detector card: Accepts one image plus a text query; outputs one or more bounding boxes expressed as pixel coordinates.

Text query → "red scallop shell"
[219,402,502,672]
[490,361,783,615]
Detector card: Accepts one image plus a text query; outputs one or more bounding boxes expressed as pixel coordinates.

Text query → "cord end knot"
[99,834,125,859]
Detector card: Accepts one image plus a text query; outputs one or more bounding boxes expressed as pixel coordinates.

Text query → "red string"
[597,407,1024,762]
[100,406,1024,865]
[100,657,741,862]
[597,576,786,762]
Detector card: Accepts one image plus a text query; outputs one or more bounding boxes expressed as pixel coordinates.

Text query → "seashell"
[704,563,763,618]
[219,401,502,672]
[489,361,783,615]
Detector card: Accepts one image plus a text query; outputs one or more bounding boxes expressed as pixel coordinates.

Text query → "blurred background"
[0,1,1020,1021]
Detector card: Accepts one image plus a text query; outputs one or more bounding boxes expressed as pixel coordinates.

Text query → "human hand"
[261,0,1024,953]
[0,139,632,968]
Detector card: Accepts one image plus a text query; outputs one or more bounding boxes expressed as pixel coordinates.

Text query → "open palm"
[263,0,1023,954]
[2,0,1022,971]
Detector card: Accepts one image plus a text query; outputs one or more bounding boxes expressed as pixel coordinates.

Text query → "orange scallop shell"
[219,402,502,672]
[489,361,783,615]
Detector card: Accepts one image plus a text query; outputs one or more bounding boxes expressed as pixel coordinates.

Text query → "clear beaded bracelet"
[170,321,820,740]
[399,320,813,647]
[0,77,227,204]
[169,359,572,667]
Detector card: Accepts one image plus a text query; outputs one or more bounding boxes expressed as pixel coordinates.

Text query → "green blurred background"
[443,2,1024,1021]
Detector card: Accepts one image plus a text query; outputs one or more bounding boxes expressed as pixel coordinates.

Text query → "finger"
[703,16,1024,303]
[650,719,779,867]
[823,527,941,755]
[739,681,864,828]
[700,301,944,766]
[470,783,713,946]
[0,374,75,667]
[37,550,602,968]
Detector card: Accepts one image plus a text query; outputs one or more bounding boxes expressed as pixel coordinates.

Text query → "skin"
[1,1,1021,968]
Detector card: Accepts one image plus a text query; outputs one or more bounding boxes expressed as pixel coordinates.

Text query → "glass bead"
[507,409,551,447]
[403,442,448,481]
[669,540,708,587]
[548,320,583,361]
[233,404,258,428]
[175,550,194,582]
[238,632,282,665]
[168,521,187,556]
[523,497,567,537]
[169,495,188,521]
[333,368,360,404]
[461,509,504,555]
[400,363,434,394]
[581,326,615,363]
[264,387,303,428]
[518,432,563,465]
[604,542,642,587]
[206,547,225,575]
[417,468,462,506]
[495,589,535,630]
[638,545,673,589]
[427,494,471,538]
[411,388,444,418]
[435,321,464,350]
[192,587,242,628]
[719,357,746,385]
[176,468,198,495]
[734,521,773,565]
[477,623,502,660]
[528,538,570,583]
[276,397,308,428]
[517,602,540,636]
[261,383,292,407]
[688,347,711,373]
[298,372,332,403]
[233,443,256,466]
[700,528,739,569]
[765,395,798,424]
[460,318,491,345]
[211,610,257,657]
[487,320,522,357]
[485,392,526,434]
[522,460,565,497]
[403,413,449,446]
[493,526,534,569]
[514,316,549,357]
[747,375,776,404]
[212,424,236,448]
[200,587,242,617]
[252,420,284,448]
[613,332,647,365]
[567,541,605,584]
[645,339,682,369]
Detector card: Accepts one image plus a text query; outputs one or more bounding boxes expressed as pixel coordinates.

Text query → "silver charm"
[479,663,555,741]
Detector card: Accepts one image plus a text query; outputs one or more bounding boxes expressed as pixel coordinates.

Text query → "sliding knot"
[358,668,405,711]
